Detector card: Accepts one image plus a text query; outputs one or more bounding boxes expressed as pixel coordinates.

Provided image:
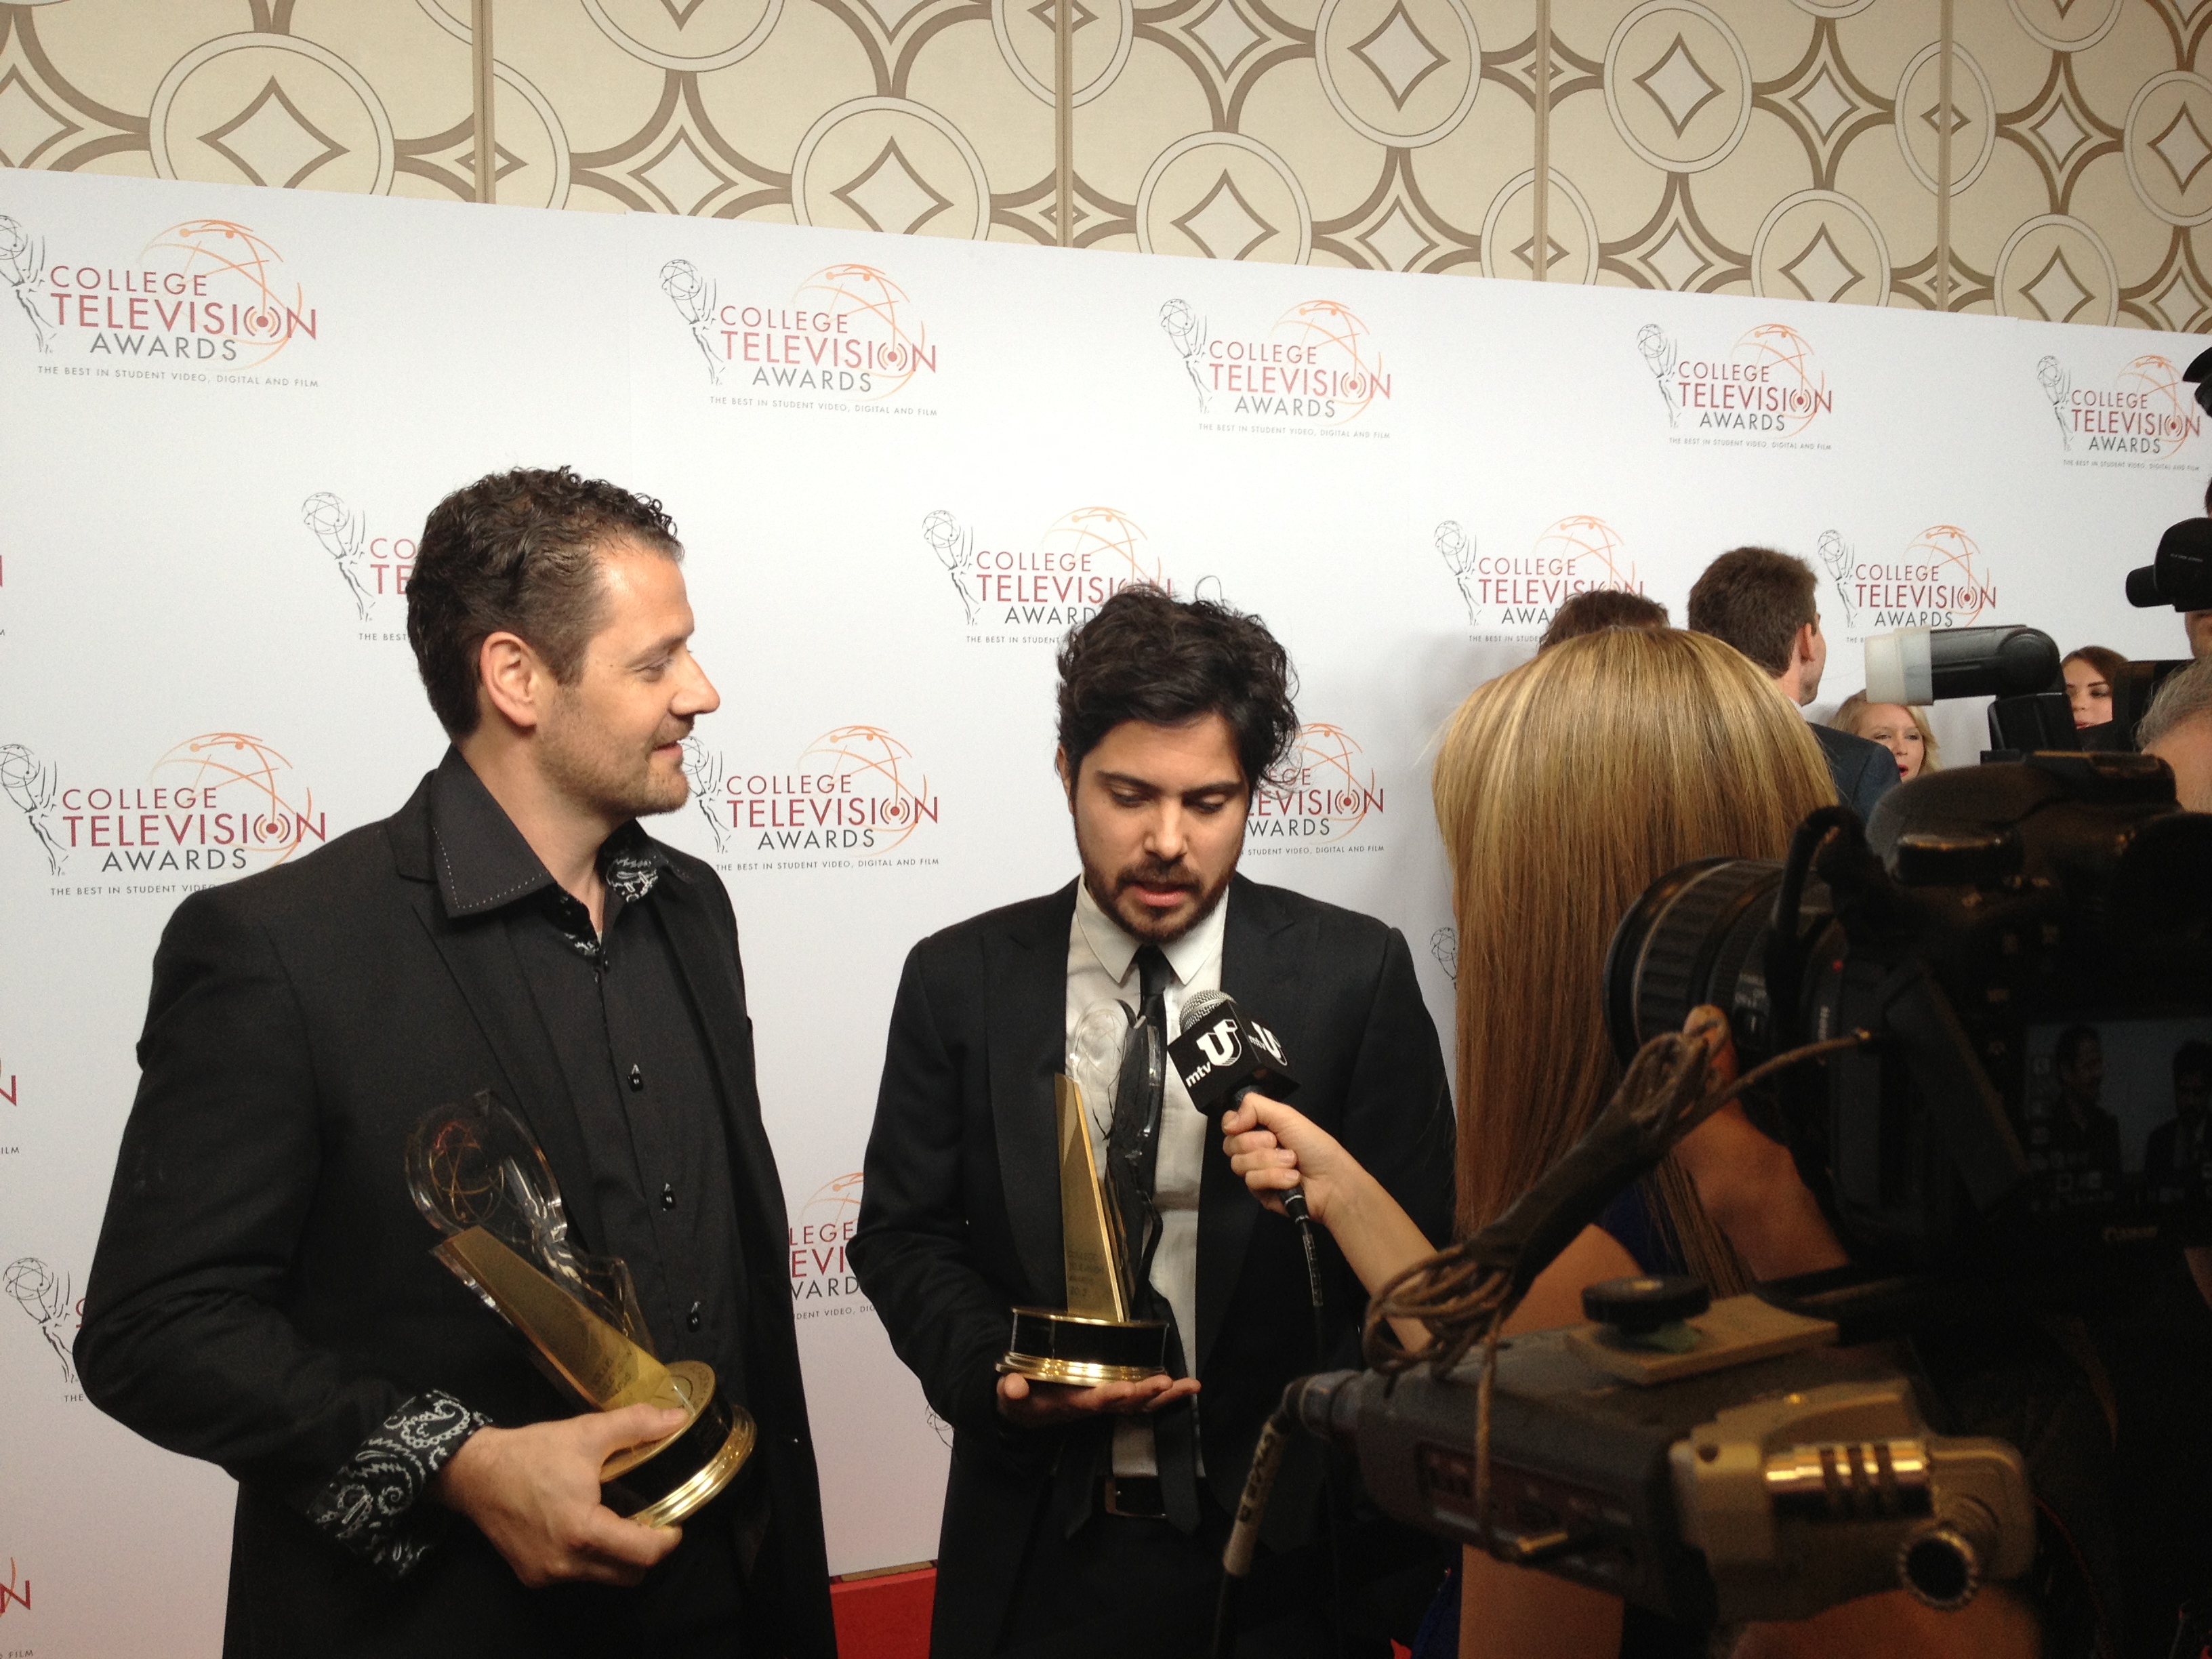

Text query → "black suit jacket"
[1814,722,1900,825]
[849,876,1456,1656]
[76,769,834,1659]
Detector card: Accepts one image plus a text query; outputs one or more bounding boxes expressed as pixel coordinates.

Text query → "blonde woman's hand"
[1221,1094,1357,1226]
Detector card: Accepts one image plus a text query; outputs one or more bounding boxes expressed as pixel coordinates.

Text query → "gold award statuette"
[407,1092,755,1528]
[1000,1006,1170,1384]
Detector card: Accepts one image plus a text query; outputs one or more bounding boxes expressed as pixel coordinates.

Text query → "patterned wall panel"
[0,1,474,201]
[1952,0,2211,329]
[1550,1,1939,306]
[7,0,2211,324]
[466,0,1058,243]
[1072,0,1538,268]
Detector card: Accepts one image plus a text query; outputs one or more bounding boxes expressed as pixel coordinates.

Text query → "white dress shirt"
[1066,878,1226,1476]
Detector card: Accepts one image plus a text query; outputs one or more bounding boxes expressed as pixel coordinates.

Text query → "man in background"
[2142,651,2212,806]
[1687,545,1898,822]
[853,586,1454,1657]
[2032,1025,2122,1190]
[2144,1042,2212,1187]
[1536,588,1668,653]
[2191,480,2212,659]
[76,468,832,1657]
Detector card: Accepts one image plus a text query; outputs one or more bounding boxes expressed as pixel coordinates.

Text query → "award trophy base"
[999,1307,1168,1386]
[437,1225,756,1529]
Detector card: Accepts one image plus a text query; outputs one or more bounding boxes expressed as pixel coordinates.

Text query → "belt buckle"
[1101,1475,1167,1520]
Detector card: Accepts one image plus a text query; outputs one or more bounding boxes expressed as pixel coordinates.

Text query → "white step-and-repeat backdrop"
[1,166,2205,1654]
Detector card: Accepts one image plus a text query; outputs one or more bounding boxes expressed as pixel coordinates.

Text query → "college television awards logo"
[302,491,415,628]
[922,506,1172,640]
[0,1555,24,1620]
[790,1172,867,1320]
[2036,353,2204,463]
[7,214,318,371]
[1436,516,1645,636]
[1833,526,1997,632]
[1160,297,1391,427]
[1247,724,1385,853]
[0,734,327,885]
[661,260,937,403]
[5,1256,77,1388]
[692,726,941,862]
[1636,322,1832,442]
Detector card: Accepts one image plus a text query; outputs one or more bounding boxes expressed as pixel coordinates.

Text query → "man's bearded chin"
[1083,857,1231,945]
[638,726,694,814]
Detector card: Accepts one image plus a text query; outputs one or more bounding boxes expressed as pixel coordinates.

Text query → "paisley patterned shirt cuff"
[306,1391,493,1579]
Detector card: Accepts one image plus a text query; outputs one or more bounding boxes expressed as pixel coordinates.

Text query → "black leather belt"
[1099,1474,1168,1519]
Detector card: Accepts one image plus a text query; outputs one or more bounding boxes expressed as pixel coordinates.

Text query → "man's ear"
[1054,746,1076,813]
[477,630,548,735]
[1793,621,1820,666]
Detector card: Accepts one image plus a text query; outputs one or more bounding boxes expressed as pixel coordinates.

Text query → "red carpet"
[827,1565,1414,1658]
[830,1564,935,1659]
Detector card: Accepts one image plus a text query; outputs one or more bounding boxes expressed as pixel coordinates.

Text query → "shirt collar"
[427,747,670,921]
[1073,876,1228,992]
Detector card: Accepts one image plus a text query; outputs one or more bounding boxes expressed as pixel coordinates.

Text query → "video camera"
[1221,513,2212,1641]
[1610,755,2212,1267]
[1860,494,2211,752]
[1238,756,2212,1634]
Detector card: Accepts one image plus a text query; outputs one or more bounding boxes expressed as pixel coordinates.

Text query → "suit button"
[660,1183,676,1211]
[628,1064,644,1092]
[686,1301,702,1332]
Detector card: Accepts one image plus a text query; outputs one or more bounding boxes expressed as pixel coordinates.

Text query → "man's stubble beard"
[1078,846,1237,946]
[539,696,692,823]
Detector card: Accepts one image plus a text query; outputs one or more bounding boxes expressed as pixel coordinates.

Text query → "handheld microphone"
[1170,991,1307,1222]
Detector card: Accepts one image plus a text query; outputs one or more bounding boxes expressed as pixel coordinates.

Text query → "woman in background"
[1222,628,2036,1658]
[2062,645,2125,729]
[1828,691,1939,782]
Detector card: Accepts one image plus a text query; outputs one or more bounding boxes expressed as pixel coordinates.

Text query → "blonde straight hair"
[1433,628,1837,1294]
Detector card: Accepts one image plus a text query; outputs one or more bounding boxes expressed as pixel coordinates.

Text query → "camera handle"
[1672,1373,2035,1618]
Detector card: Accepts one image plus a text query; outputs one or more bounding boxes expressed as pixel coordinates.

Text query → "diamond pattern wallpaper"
[1,0,2207,325]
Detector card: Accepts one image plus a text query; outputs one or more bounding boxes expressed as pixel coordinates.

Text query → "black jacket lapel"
[388,779,611,1256]
[1197,874,1313,1376]
[989,883,1079,1309]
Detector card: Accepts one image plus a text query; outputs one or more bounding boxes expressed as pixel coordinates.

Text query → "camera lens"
[1601,857,1786,1064]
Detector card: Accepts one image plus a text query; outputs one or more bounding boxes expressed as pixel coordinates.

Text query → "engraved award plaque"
[998,1003,1171,1384]
[406,1092,755,1528]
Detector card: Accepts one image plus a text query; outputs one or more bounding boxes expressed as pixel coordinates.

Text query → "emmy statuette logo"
[5,1256,77,1388]
[0,214,55,352]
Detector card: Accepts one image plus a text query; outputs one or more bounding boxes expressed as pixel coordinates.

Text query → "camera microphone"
[1170,991,1307,1223]
[1860,623,2060,705]
[2127,517,2212,613]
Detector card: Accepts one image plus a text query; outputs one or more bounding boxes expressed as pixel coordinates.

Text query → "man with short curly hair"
[853,586,1455,1656]
[77,467,833,1657]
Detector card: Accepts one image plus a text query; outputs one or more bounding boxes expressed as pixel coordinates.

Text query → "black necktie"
[1118,945,1202,1532]
[1124,945,1172,1199]
[1107,947,1173,1307]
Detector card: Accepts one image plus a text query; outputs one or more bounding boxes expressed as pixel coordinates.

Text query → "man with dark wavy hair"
[853,585,1455,1656]
[77,467,833,1657]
